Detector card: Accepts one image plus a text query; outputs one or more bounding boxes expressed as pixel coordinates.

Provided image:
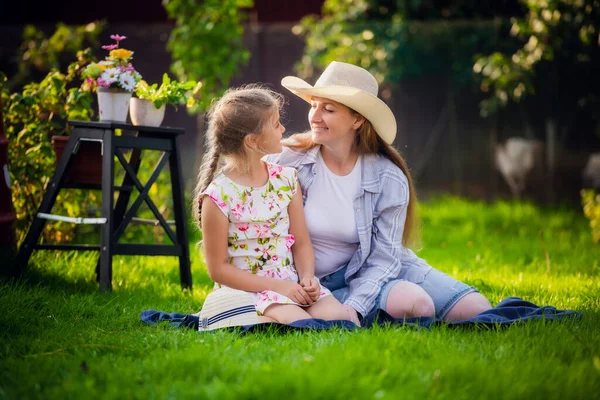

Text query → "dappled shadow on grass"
[0,262,98,299]
[2,247,214,303]
[0,271,209,359]
[420,194,590,233]
[8,266,214,306]
[3,249,101,294]
[14,266,100,295]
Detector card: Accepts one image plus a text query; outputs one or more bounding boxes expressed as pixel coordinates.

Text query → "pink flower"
[272,255,279,262]
[209,193,227,209]
[238,223,250,232]
[253,224,270,238]
[97,77,110,87]
[285,234,295,251]
[258,246,270,258]
[270,164,284,177]
[258,292,269,303]
[102,44,118,50]
[264,192,280,211]
[117,65,136,73]
[231,202,246,220]
[110,34,127,41]
[264,270,276,278]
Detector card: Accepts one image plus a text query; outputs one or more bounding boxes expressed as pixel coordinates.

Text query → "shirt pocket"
[399,263,429,284]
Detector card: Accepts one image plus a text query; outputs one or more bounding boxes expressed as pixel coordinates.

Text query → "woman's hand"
[274,280,313,305]
[299,276,321,302]
[342,305,362,327]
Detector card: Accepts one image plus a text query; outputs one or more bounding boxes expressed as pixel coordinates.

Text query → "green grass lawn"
[1,195,599,399]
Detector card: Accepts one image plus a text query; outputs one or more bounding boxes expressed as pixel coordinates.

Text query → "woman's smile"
[311,125,329,133]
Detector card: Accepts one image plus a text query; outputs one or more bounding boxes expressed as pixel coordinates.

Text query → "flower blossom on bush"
[83,34,142,92]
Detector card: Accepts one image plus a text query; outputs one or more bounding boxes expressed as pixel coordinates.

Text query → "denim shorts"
[320,262,478,319]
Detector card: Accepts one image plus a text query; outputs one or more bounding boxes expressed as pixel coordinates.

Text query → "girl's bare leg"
[306,296,351,321]
[263,304,312,324]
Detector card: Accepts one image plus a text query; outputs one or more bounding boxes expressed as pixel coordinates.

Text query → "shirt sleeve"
[200,181,229,218]
[343,171,410,316]
[262,146,303,168]
[262,150,284,165]
[289,167,299,196]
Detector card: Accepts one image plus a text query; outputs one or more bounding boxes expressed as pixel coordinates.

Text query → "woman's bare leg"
[263,304,312,324]
[305,296,351,321]
[443,292,492,321]
[384,281,436,318]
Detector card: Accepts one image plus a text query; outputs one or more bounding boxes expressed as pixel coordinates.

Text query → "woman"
[266,61,492,326]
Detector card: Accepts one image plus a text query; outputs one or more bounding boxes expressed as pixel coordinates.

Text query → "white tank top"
[304,151,361,278]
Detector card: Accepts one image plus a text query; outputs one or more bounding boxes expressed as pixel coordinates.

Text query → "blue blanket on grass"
[140,297,581,333]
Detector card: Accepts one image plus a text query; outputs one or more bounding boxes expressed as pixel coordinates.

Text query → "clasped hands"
[274,276,320,305]
[274,276,362,327]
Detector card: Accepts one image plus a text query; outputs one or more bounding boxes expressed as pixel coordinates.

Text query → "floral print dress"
[202,162,331,314]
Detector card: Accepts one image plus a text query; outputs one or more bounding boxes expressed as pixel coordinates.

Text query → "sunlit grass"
[1,195,599,399]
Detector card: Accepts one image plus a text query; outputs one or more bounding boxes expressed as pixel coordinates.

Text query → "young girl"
[193,85,352,325]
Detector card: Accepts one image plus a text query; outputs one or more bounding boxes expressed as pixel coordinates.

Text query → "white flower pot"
[129,98,166,127]
[97,87,132,123]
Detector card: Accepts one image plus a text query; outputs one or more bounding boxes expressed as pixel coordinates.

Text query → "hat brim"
[281,76,397,144]
[198,288,261,331]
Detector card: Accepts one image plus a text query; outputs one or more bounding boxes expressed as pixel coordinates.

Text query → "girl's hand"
[299,276,321,302]
[275,280,313,305]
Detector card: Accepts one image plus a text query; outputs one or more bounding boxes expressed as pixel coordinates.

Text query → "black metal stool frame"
[15,121,193,292]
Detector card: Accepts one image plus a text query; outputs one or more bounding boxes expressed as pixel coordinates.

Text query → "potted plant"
[129,73,198,127]
[82,34,143,123]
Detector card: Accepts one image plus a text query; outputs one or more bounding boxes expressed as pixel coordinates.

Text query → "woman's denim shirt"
[265,145,417,316]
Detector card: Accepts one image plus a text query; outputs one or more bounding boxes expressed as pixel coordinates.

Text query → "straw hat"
[281,61,397,144]
[197,287,260,331]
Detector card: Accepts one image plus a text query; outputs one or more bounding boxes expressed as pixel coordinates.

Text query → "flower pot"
[129,98,166,127]
[51,136,103,185]
[97,87,132,123]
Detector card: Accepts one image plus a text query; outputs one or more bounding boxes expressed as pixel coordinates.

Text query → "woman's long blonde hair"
[192,85,284,227]
[284,117,421,250]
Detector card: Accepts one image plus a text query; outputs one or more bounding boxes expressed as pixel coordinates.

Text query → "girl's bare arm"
[202,196,311,304]
[288,187,315,281]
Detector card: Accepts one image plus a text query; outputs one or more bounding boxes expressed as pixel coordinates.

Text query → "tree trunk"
[0,96,18,275]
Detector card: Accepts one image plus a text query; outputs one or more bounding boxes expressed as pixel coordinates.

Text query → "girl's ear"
[244,134,259,151]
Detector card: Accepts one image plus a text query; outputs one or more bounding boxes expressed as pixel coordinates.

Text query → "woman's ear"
[353,115,366,130]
